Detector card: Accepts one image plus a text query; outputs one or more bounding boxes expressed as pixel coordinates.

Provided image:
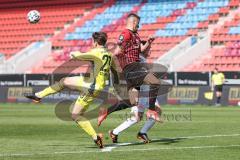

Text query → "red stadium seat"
[1,0,239,73]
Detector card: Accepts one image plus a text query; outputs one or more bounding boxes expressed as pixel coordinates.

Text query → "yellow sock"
[77,119,97,140]
[36,87,58,98]
[36,79,65,98]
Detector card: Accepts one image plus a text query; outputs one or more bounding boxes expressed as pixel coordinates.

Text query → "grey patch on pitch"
[54,99,74,121]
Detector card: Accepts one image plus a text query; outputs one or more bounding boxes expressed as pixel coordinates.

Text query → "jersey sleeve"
[117,30,131,48]
[70,50,95,61]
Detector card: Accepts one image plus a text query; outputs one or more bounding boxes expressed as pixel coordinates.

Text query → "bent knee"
[71,113,79,121]
[71,112,84,121]
[131,114,142,123]
[62,77,71,86]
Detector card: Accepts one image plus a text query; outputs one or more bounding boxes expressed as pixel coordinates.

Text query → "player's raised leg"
[25,76,86,102]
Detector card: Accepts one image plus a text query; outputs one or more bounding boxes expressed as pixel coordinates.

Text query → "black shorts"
[215,85,223,92]
[123,62,149,90]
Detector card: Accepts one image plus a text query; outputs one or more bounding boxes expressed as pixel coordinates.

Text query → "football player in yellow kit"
[25,32,114,148]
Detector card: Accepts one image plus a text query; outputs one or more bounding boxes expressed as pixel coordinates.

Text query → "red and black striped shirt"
[116,29,141,69]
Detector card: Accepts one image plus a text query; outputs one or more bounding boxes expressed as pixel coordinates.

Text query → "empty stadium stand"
[32,0,141,73]
[0,0,239,73]
[185,1,240,72]
[0,0,103,59]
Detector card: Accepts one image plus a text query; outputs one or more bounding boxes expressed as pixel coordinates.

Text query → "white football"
[27,10,40,24]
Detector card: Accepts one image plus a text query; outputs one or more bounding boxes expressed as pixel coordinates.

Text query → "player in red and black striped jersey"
[108,41,163,144]
[98,13,161,131]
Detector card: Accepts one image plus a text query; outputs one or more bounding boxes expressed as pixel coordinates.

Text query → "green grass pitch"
[0,103,240,160]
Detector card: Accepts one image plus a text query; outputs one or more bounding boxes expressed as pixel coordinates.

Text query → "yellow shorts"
[75,74,106,109]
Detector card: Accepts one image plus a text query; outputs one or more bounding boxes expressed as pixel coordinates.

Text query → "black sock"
[107,100,132,115]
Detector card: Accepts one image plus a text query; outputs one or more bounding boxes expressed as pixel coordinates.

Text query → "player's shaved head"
[126,13,140,32]
[127,13,140,20]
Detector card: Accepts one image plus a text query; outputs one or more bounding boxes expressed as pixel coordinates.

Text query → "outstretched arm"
[70,51,95,61]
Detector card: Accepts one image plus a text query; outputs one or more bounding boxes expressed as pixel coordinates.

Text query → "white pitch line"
[101,142,132,152]
[0,133,240,157]
[114,144,240,152]
[102,133,240,152]
[1,144,240,157]
[162,133,240,139]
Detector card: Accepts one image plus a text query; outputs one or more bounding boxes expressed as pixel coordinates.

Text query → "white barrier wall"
[172,34,210,71]
[0,41,51,74]
[156,37,192,68]
[155,33,210,72]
